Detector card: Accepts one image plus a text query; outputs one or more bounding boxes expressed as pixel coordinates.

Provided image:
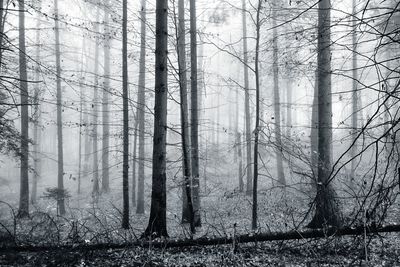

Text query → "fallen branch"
[2,224,400,253]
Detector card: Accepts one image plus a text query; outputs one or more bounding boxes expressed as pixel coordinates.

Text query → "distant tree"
[122,0,130,229]
[54,0,65,215]
[143,0,169,238]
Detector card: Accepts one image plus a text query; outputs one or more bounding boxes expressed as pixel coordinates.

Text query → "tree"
[251,0,262,231]
[177,0,195,233]
[54,0,65,215]
[17,0,29,218]
[122,0,130,229]
[92,7,100,197]
[143,0,169,238]
[272,3,286,186]
[136,0,146,215]
[242,0,252,196]
[31,0,42,204]
[102,0,111,193]
[308,0,341,228]
[189,0,201,228]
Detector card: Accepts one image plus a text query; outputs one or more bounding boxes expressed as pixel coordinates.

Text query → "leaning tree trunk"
[143,0,169,238]
[242,0,252,196]
[121,0,130,229]
[272,5,286,186]
[308,0,341,229]
[177,0,195,232]
[54,0,65,215]
[102,0,111,193]
[92,7,100,197]
[31,0,42,204]
[189,0,201,228]
[136,0,146,215]
[18,0,29,218]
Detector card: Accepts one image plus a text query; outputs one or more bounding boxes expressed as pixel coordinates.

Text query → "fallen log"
[1,224,400,253]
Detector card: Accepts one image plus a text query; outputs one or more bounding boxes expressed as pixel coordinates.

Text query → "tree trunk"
[131,119,138,207]
[18,0,29,218]
[102,0,111,193]
[251,0,261,231]
[237,132,243,192]
[92,7,100,197]
[310,71,319,187]
[286,78,292,138]
[54,0,65,216]
[136,0,146,215]
[242,0,252,196]
[190,0,201,227]
[272,5,286,186]
[308,0,341,228]
[31,0,42,204]
[122,0,130,229]
[177,0,195,232]
[143,0,169,238]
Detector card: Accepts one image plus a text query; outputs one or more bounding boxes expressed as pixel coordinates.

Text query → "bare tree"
[136,0,146,215]
[308,0,341,228]
[54,0,65,215]
[143,0,169,238]
[17,0,29,217]
[122,0,130,229]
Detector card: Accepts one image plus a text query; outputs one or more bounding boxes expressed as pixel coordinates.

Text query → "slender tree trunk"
[143,0,169,238]
[311,71,319,187]
[18,0,29,218]
[0,0,5,68]
[242,0,252,196]
[92,7,100,197]
[78,77,83,195]
[251,0,261,231]
[272,5,286,186]
[350,0,358,188]
[308,0,341,228]
[177,0,195,232]
[122,0,130,229]
[31,0,42,204]
[132,119,138,207]
[286,78,292,138]
[102,0,111,193]
[136,0,146,215]
[54,0,65,215]
[190,0,201,227]
[237,133,244,192]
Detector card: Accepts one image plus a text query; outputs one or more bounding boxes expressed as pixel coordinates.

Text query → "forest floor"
[1,233,400,266]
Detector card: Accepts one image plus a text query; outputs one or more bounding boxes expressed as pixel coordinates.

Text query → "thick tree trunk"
[251,1,261,231]
[102,0,111,193]
[92,8,100,197]
[272,6,286,186]
[18,0,29,218]
[190,0,201,227]
[136,0,146,215]
[122,0,130,229]
[31,0,42,204]
[242,0,252,196]
[143,0,169,238]
[310,71,319,187]
[308,0,341,228]
[54,0,65,215]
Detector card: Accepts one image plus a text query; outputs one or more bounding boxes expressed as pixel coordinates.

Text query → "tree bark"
[136,0,146,215]
[102,0,111,193]
[310,71,319,187]
[18,0,29,218]
[122,0,130,229]
[143,0,169,238]
[242,0,252,196]
[308,0,341,228]
[132,119,138,207]
[54,0,65,215]
[190,0,201,227]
